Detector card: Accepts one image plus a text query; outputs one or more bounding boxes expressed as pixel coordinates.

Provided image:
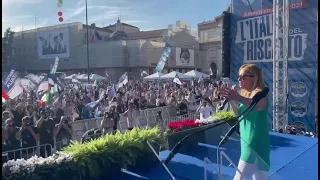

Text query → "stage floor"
[119,132,318,180]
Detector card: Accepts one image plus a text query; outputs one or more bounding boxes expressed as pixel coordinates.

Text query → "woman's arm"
[229,100,239,116]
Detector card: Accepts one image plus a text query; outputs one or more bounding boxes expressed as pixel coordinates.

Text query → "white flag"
[140,71,149,77]
[119,72,128,85]
[173,77,182,85]
[209,68,213,76]
[72,78,81,83]
[198,75,203,84]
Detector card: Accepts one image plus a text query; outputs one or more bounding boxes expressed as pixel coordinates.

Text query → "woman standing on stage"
[219,64,270,180]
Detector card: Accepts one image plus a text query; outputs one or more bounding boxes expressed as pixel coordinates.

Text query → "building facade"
[197,5,231,78]
[197,16,223,78]
[12,19,204,78]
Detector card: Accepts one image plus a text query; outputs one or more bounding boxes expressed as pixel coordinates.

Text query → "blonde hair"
[239,64,266,98]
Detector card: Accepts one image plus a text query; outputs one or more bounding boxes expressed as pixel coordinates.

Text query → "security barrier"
[2,143,53,163]
[70,105,175,140]
[2,105,197,163]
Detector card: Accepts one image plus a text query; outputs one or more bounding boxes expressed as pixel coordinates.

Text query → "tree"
[2,28,15,69]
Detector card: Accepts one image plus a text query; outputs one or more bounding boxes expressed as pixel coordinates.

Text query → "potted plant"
[166,119,206,154]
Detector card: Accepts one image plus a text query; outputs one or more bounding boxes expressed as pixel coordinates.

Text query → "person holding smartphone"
[54,116,73,151]
[36,109,55,158]
[16,116,39,159]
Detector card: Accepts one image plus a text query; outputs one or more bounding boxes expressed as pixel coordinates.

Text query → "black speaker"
[221,11,232,78]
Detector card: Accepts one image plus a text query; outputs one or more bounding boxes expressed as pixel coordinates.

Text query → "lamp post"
[85,0,90,82]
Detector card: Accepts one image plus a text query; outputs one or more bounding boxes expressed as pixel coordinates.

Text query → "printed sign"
[156,43,172,72]
[2,69,19,92]
[37,28,70,59]
[175,47,195,66]
[231,0,318,131]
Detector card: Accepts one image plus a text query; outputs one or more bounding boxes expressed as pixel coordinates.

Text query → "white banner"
[175,47,194,66]
[37,28,70,59]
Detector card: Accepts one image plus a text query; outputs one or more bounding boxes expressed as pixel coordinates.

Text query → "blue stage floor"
[119,132,318,180]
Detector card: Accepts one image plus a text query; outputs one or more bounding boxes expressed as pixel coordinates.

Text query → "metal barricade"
[69,106,174,136]
[1,106,197,162]
[2,143,53,163]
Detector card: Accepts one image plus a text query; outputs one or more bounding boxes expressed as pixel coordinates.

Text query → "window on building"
[162,68,168,74]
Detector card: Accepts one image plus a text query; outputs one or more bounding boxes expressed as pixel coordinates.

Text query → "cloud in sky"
[2,0,230,36]
[3,0,42,6]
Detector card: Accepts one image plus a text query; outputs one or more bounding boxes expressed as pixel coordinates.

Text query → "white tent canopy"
[76,74,89,80]
[90,74,106,80]
[160,71,192,80]
[63,74,77,80]
[184,70,210,78]
[144,72,164,80]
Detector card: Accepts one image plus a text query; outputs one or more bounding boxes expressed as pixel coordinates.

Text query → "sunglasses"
[238,74,254,79]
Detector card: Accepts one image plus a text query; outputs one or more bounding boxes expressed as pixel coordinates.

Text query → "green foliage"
[3,127,164,180]
[2,28,15,68]
[63,127,163,178]
[213,111,235,121]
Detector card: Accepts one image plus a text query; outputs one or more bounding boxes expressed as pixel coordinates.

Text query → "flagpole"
[85,0,90,82]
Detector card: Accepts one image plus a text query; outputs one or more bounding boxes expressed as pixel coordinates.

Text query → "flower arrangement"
[195,116,221,125]
[195,111,236,125]
[2,152,75,180]
[167,119,200,133]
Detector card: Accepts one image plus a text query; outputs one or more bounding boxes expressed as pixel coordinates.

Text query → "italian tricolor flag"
[2,91,9,103]
[93,80,98,87]
[37,93,50,108]
[41,93,50,102]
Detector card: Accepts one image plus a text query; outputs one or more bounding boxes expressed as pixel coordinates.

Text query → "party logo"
[290,82,307,98]
[290,101,307,117]
[291,121,307,132]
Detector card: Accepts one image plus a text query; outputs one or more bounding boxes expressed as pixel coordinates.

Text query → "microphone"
[218,87,270,146]
[251,87,269,105]
[218,99,228,111]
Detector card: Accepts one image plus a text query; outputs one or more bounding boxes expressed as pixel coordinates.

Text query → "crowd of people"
[2,78,229,163]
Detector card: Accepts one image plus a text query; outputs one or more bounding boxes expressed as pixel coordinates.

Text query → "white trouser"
[233,159,268,180]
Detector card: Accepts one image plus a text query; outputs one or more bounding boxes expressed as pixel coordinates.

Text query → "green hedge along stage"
[2,112,235,180]
[2,127,166,180]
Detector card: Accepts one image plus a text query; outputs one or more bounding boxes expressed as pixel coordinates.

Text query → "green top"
[238,102,270,172]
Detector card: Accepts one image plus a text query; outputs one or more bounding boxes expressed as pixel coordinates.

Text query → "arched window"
[209,62,217,79]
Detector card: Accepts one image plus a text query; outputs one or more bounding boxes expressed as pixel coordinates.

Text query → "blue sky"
[2,0,230,36]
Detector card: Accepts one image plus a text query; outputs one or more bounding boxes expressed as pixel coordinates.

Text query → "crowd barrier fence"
[2,143,53,163]
[2,105,207,163]
[70,105,176,140]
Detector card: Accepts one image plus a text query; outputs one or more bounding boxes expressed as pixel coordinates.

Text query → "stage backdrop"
[175,47,195,66]
[231,0,318,132]
[37,28,70,59]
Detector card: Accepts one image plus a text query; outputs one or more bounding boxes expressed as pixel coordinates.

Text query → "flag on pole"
[92,80,98,87]
[41,93,50,103]
[2,69,24,100]
[173,77,182,85]
[198,75,203,84]
[2,91,9,103]
[140,70,149,77]
[37,93,51,107]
